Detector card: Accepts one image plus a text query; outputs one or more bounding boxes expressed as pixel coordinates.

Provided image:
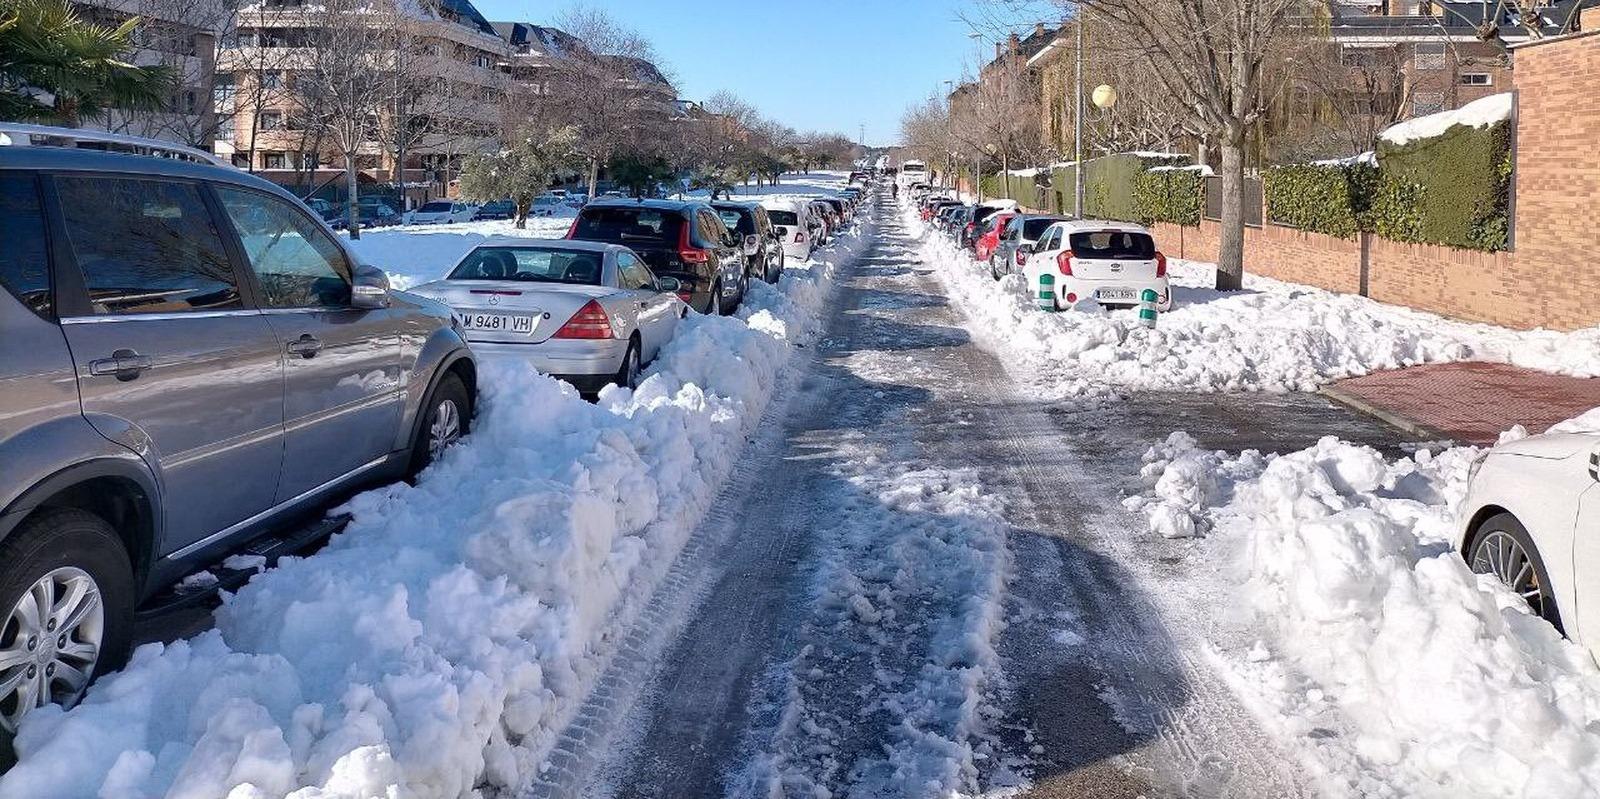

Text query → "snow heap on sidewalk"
[1131,433,1600,797]
[0,200,863,799]
[913,207,1600,400]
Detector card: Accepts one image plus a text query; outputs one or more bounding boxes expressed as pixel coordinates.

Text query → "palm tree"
[0,0,175,127]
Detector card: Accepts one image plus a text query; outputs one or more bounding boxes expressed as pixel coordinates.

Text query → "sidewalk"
[1322,362,1600,445]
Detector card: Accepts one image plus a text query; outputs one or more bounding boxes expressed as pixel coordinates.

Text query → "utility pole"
[1074,5,1085,218]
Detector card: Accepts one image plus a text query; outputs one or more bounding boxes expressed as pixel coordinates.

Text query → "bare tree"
[1070,0,1308,290]
[97,0,241,148]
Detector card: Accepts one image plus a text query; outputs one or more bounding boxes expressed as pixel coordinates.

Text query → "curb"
[1319,384,1453,443]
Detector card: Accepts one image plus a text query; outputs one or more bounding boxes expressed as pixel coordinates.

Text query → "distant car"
[565,193,588,207]
[991,214,1070,280]
[531,195,564,217]
[712,201,785,284]
[409,240,683,395]
[408,200,478,225]
[1022,220,1172,311]
[1458,430,1600,655]
[350,201,401,228]
[761,199,817,263]
[809,200,838,242]
[973,211,1017,263]
[474,200,516,220]
[964,204,1010,249]
[568,198,745,315]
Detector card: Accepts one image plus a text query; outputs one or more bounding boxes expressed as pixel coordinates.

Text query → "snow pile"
[0,204,865,799]
[737,464,1011,798]
[1134,434,1600,797]
[1380,93,1513,146]
[912,205,1600,399]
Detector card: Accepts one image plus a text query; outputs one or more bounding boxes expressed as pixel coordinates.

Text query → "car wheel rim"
[0,566,103,733]
[1471,530,1545,616]
[428,398,461,460]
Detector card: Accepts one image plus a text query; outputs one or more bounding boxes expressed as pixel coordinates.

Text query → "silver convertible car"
[409,239,685,394]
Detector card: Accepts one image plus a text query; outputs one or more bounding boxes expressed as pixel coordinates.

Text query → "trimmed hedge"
[1372,120,1511,252]
[1263,163,1378,239]
[1133,168,1205,226]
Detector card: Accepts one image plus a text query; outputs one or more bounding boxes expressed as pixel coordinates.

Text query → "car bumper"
[469,337,629,380]
[1047,277,1173,311]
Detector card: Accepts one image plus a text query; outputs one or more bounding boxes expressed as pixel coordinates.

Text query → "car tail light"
[1155,251,1168,278]
[677,291,693,303]
[553,299,613,339]
[565,217,579,239]
[1056,251,1074,275]
[678,222,709,263]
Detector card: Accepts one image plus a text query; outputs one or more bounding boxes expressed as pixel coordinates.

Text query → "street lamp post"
[1074,7,1085,217]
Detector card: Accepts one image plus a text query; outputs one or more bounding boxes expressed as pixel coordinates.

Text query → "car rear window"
[573,207,684,244]
[715,209,755,235]
[448,247,604,285]
[767,210,799,226]
[1022,218,1061,239]
[419,202,452,212]
[1070,230,1156,259]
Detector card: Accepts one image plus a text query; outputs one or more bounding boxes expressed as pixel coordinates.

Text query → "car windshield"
[448,247,605,285]
[573,206,685,244]
[1069,230,1156,259]
[419,202,452,213]
[767,209,799,226]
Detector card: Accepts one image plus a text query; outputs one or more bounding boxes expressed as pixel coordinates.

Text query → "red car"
[974,211,1017,262]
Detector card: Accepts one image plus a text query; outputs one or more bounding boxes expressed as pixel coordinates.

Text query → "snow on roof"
[1148,164,1215,177]
[1127,151,1189,160]
[1379,93,1513,146]
[1311,152,1379,168]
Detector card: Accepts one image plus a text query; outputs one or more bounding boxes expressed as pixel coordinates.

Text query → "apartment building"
[218,0,508,205]
[73,0,225,147]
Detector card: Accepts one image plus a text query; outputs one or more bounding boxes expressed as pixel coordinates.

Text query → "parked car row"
[910,184,1173,313]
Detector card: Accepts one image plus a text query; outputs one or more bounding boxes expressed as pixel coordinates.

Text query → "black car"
[712,201,785,284]
[964,205,1008,249]
[569,199,746,315]
[475,199,515,220]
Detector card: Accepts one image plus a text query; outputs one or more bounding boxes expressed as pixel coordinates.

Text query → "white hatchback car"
[761,198,817,262]
[1459,429,1600,654]
[1021,220,1173,312]
[408,200,478,225]
[408,239,685,394]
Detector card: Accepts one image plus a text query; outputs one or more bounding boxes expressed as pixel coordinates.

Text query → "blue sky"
[469,0,1056,146]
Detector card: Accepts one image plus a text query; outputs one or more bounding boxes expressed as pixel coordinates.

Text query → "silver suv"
[0,127,477,731]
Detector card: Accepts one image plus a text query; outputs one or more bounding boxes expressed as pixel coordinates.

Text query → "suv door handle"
[286,334,322,358]
[88,349,152,381]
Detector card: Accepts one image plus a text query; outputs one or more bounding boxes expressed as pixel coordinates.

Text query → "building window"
[1460,73,1491,86]
[302,152,318,170]
[1414,42,1447,70]
[259,110,284,130]
[263,152,287,169]
[262,71,284,90]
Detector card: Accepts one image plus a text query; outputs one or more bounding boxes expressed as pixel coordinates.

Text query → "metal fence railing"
[1203,176,1263,227]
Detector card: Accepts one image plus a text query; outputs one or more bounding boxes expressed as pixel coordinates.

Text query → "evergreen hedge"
[1263,163,1378,239]
[1133,168,1206,226]
[1371,120,1511,252]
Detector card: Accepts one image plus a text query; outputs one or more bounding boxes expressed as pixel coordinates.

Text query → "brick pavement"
[1322,362,1600,445]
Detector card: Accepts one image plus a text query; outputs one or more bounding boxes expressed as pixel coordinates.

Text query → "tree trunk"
[346,152,362,240]
[1001,152,1011,200]
[515,203,528,229]
[1215,137,1246,291]
[585,157,600,199]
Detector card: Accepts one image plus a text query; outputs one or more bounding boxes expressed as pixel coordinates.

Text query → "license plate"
[457,312,534,335]
[1096,288,1138,301]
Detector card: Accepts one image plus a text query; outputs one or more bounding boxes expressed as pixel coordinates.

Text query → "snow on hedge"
[1380,92,1513,147]
[912,206,1600,400]
[0,187,861,799]
[1129,433,1600,797]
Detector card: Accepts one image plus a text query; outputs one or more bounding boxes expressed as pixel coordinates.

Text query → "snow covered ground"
[1132,432,1600,798]
[0,175,861,799]
[912,205,1600,401]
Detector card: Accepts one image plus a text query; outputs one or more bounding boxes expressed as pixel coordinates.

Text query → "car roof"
[586,197,703,212]
[0,146,305,204]
[1050,219,1153,234]
[710,200,760,211]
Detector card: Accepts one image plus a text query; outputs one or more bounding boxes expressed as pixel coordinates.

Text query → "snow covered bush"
[1136,433,1600,797]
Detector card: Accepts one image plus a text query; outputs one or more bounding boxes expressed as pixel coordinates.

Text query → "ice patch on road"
[0,193,864,799]
[910,204,1600,401]
[1136,433,1600,797]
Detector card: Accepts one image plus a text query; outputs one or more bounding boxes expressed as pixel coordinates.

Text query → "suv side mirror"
[656,276,683,293]
[743,233,760,255]
[351,264,390,309]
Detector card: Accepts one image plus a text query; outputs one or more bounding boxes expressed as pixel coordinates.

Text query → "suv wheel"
[409,373,471,478]
[0,509,134,734]
[708,282,723,316]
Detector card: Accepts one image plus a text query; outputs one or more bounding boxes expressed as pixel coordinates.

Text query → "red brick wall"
[1150,222,1360,295]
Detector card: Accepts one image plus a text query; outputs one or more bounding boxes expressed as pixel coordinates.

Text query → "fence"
[1202,176,1263,227]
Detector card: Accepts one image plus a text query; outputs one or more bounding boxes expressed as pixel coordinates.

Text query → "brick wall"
[1146,31,1600,332]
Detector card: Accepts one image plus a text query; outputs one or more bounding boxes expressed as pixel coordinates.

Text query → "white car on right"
[1458,429,1600,655]
[760,198,817,262]
[1021,220,1173,312]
